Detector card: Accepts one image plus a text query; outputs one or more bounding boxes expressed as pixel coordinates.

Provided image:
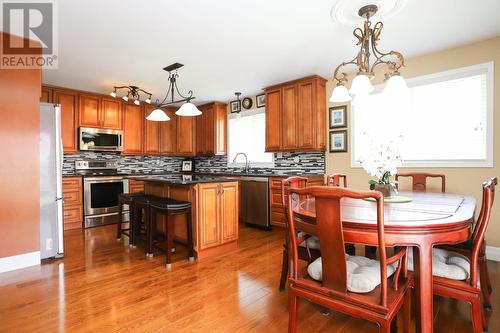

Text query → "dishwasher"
[239,176,270,230]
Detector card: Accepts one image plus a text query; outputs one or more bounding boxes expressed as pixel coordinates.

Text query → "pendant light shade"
[330,84,352,102]
[146,108,171,121]
[175,102,202,116]
[383,73,408,96]
[349,74,374,96]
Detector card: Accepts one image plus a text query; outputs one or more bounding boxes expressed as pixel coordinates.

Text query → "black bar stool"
[132,195,161,255]
[149,198,194,270]
[117,192,148,246]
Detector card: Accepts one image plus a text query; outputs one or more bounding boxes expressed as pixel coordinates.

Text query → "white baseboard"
[0,251,40,274]
[486,246,500,262]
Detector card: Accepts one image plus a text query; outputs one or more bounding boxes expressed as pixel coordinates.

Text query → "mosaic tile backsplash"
[63,152,325,175]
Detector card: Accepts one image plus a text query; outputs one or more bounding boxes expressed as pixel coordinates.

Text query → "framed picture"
[329,105,347,129]
[329,130,347,153]
[230,100,241,113]
[256,94,265,108]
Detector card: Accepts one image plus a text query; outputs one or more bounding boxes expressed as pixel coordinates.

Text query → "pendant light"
[154,63,202,118]
[330,4,407,102]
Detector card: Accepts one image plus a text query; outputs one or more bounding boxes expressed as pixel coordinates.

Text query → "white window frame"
[227,108,275,168]
[351,61,494,168]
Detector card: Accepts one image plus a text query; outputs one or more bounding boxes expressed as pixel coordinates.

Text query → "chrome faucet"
[233,152,250,173]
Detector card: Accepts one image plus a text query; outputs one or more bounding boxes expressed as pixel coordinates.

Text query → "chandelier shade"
[383,73,408,96]
[146,108,171,121]
[329,84,351,102]
[175,102,202,116]
[349,74,374,96]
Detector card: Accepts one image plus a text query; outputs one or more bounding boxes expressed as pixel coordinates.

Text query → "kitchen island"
[128,175,239,260]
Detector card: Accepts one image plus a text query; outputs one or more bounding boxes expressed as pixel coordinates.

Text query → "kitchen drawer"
[129,180,145,193]
[270,209,286,228]
[63,205,82,223]
[63,190,82,205]
[63,177,82,191]
[270,178,283,189]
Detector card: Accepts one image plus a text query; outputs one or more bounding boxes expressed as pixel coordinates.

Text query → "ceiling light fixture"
[330,4,407,103]
[110,85,152,105]
[153,63,201,118]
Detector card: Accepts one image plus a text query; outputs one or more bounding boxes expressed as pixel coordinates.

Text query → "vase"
[374,184,394,197]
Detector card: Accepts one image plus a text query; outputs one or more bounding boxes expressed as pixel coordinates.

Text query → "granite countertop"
[63,171,324,178]
[127,174,238,185]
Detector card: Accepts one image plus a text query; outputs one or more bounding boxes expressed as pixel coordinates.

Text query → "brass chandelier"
[330,4,407,103]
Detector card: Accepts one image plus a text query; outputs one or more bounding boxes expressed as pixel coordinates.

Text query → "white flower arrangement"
[359,135,403,189]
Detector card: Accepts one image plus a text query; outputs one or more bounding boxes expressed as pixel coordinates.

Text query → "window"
[352,62,493,167]
[227,108,274,167]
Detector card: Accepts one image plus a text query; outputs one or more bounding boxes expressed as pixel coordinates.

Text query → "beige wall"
[325,36,500,247]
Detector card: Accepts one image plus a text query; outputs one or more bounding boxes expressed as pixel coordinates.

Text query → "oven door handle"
[84,179,125,184]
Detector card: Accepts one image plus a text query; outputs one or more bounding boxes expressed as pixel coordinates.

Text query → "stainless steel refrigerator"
[40,103,64,259]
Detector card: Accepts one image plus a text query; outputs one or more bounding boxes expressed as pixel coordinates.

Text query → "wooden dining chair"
[279,177,321,292]
[395,172,446,192]
[287,186,412,333]
[326,173,348,187]
[408,177,496,332]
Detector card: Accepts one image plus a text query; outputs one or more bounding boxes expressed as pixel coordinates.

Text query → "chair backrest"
[287,186,390,307]
[395,172,446,192]
[470,177,497,287]
[326,173,348,187]
[281,176,308,209]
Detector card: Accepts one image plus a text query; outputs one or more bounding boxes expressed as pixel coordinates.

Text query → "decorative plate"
[242,97,253,109]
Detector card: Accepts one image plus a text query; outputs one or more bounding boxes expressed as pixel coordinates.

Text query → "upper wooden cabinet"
[159,108,176,156]
[41,86,78,154]
[122,103,144,155]
[264,75,326,152]
[144,105,160,155]
[176,113,197,156]
[196,102,227,156]
[79,94,122,130]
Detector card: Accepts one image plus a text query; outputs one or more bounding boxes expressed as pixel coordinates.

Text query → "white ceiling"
[42,0,500,104]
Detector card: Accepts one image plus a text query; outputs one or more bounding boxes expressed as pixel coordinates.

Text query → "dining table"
[292,191,476,333]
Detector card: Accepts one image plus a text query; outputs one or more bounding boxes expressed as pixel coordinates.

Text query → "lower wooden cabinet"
[128,179,145,193]
[196,182,239,250]
[269,175,324,227]
[62,176,83,230]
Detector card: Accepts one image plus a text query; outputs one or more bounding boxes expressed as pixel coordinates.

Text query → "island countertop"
[127,174,237,185]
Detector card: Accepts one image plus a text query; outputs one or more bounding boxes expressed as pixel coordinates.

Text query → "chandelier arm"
[136,88,152,96]
[155,80,174,107]
[368,31,405,74]
[333,57,358,83]
[173,80,194,100]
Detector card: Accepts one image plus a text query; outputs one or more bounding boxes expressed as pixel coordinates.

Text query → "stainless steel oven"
[79,127,123,152]
[76,160,129,228]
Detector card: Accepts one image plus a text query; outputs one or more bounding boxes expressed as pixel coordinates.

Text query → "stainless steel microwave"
[79,127,123,152]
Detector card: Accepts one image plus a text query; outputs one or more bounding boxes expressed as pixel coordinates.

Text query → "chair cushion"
[407,247,470,280]
[297,232,320,250]
[307,255,397,293]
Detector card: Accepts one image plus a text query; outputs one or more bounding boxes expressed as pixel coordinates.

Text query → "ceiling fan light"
[349,74,374,96]
[175,102,202,116]
[146,109,171,121]
[134,99,140,105]
[110,91,116,98]
[329,84,351,102]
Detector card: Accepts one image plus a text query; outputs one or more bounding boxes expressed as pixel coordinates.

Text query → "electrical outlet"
[293,156,300,163]
[46,238,53,251]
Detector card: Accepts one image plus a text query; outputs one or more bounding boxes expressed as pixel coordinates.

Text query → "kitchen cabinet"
[144,105,160,155]
[269,175,324,227]
[176,113,196,156]
[79,94,122,130]
[62,176,83,230]
[101,97,122,129]
[264,75,327,152]
[79,94,101,128]
[129,179,145,193]
[41,86,78,154]
[122,103,144,155]
[265,88,282,151]
[159,108,177,155]
[196,182,239,249]
[41,86,52,103]
[196,102,227,156]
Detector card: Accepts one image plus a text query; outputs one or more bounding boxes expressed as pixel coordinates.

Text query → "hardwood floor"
[0,224,499,332]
